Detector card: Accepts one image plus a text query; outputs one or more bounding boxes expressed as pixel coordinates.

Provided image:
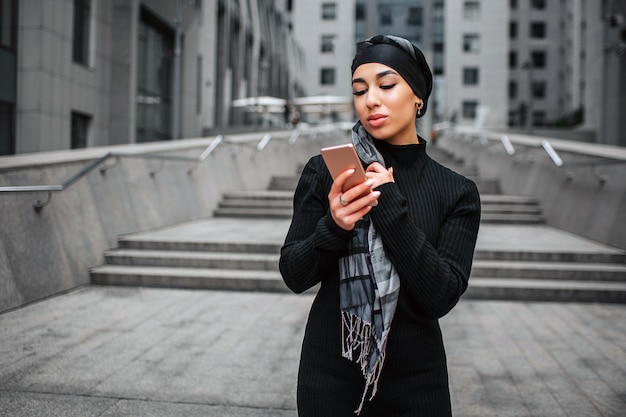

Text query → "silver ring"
[339,195,348,206]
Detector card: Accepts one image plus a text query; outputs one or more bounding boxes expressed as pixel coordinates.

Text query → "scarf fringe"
[341,311,387,415]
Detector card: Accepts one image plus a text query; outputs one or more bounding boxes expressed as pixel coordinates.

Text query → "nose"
[365,89,380,108]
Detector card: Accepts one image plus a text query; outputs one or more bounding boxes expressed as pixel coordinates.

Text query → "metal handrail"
[458,130,626,166]
[0,132,288,211]
[452,129,626,184]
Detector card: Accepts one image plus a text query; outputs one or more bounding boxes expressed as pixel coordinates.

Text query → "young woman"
[280,35,481,416]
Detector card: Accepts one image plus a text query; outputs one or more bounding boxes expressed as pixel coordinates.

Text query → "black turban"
[351,35,433,118]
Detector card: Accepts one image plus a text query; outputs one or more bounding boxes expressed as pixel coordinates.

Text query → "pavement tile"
[1,287,625,417]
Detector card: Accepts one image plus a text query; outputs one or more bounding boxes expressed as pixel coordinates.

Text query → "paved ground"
[1,218,625,416]
[0,286,625,417]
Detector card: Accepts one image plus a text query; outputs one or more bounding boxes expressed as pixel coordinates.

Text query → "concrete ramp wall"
[437,130,626,251]
[0,129,348,313]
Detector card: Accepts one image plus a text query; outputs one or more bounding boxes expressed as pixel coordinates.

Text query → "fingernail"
[372,191,381,197]
[347,169,355,175]
[366,179,374,186]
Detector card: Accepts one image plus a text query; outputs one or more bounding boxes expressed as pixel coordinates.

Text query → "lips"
[367,114,387,127]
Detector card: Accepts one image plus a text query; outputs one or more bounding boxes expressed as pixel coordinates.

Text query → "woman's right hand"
[328,169,381,231]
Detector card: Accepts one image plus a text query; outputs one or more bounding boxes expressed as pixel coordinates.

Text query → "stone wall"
[0,129,348,313]
[437,129,626,250]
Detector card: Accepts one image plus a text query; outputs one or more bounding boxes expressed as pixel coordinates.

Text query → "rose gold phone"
[321,143,367,192]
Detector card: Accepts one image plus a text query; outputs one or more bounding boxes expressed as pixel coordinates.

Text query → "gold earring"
[416,101,424,115]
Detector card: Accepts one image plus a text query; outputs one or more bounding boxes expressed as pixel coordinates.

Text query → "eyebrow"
[351,69,399,85]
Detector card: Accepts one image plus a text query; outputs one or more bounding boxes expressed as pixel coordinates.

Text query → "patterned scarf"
[339,122,401,414]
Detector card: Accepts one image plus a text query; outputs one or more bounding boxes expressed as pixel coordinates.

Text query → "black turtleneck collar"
[374,137,428,166]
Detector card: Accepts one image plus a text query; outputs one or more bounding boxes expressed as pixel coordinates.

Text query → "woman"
[279,35,481,416]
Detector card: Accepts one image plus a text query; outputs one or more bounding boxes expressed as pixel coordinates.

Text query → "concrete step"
[213,207,293,218]
[465,278,626,304]
[476,180,501,195]
[218,199,293,210]
[222,190,293,200]
[481,195,540,205]
[268,175,299,191]
[481,204,542,215]
[471,260,626,281]
[473,249,626,263]
[104,249,279,270]
[90,265,292,293]
[118,237,281,254]
[480,213,544,224]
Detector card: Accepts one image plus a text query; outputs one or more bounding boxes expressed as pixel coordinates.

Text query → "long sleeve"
[279,156,354,294]
[370,176,481,318]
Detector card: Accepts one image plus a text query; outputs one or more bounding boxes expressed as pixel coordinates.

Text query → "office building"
[0,0,304,155]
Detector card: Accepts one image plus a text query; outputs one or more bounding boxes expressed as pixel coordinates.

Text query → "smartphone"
[321,143,368,192]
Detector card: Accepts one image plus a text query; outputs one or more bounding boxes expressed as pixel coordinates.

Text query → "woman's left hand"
[366,162,394,189]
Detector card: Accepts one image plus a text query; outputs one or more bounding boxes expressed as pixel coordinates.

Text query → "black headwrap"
[351,35,433,118]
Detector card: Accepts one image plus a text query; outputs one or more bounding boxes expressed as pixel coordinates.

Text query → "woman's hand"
[365,162,394,188]
[329,169,381,231]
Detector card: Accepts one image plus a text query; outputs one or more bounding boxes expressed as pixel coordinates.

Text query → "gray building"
[292,0,625,146]
[291,0,356,100]
[0,0,305,155]
[445,0,625,147]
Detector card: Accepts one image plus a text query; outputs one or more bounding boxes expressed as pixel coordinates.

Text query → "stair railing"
[0,131,304,212]
[452,130,626,184]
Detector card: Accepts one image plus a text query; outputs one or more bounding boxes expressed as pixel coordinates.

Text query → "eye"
[380,84,396,90]
[352,89,366,96]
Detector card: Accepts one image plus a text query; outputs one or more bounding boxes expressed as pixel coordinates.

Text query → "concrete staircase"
[90,146,626,304]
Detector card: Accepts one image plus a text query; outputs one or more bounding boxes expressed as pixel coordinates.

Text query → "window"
[509,21,517,39]
[0,101,15,155]
[380,6,391,25]
[407,7,422,25]
[433,3,444,19]
[508,110,517,127]
[531,0,546,10]
[530,22,546,39]
[509,81,517,99]
[464,1,480,20]
[73,0,92,65]
[320,67,335,85]
[463,67,479,85]
[532,111,546,126]
[321,34,335,53]
[0,0,17,50]
[71,111,91,149]
[531,81,546,99]
[196,55,202,114]
[463,34,480,53]
[136,8,174,142]
[509,51,517,68]
[531,50,546,68]
[322,3,336,20]
[356,2,365,20]
[462,101,478,119]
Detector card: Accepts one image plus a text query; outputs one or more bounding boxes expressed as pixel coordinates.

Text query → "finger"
[330,168,355,195]
[366,162,386,173]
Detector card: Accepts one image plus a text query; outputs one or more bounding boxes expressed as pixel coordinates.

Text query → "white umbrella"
[232,96,287,113]
[293,95,352,106]
[293,95,353,115]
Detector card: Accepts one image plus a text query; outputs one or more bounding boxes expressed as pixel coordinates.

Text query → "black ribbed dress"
[279,139,481,417]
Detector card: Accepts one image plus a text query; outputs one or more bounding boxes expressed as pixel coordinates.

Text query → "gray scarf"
[339,121,401,414]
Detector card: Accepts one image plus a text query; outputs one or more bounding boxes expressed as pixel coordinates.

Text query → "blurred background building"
[0,0,304,154]
[0,0,624,156]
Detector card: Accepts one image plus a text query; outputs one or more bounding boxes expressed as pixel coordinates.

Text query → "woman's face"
[352,62,420,145]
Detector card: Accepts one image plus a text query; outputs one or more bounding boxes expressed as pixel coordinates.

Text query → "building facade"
[291,0,356,98]
[446,0,625,146]
[292,0,625,146]
[0,0,305,155]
